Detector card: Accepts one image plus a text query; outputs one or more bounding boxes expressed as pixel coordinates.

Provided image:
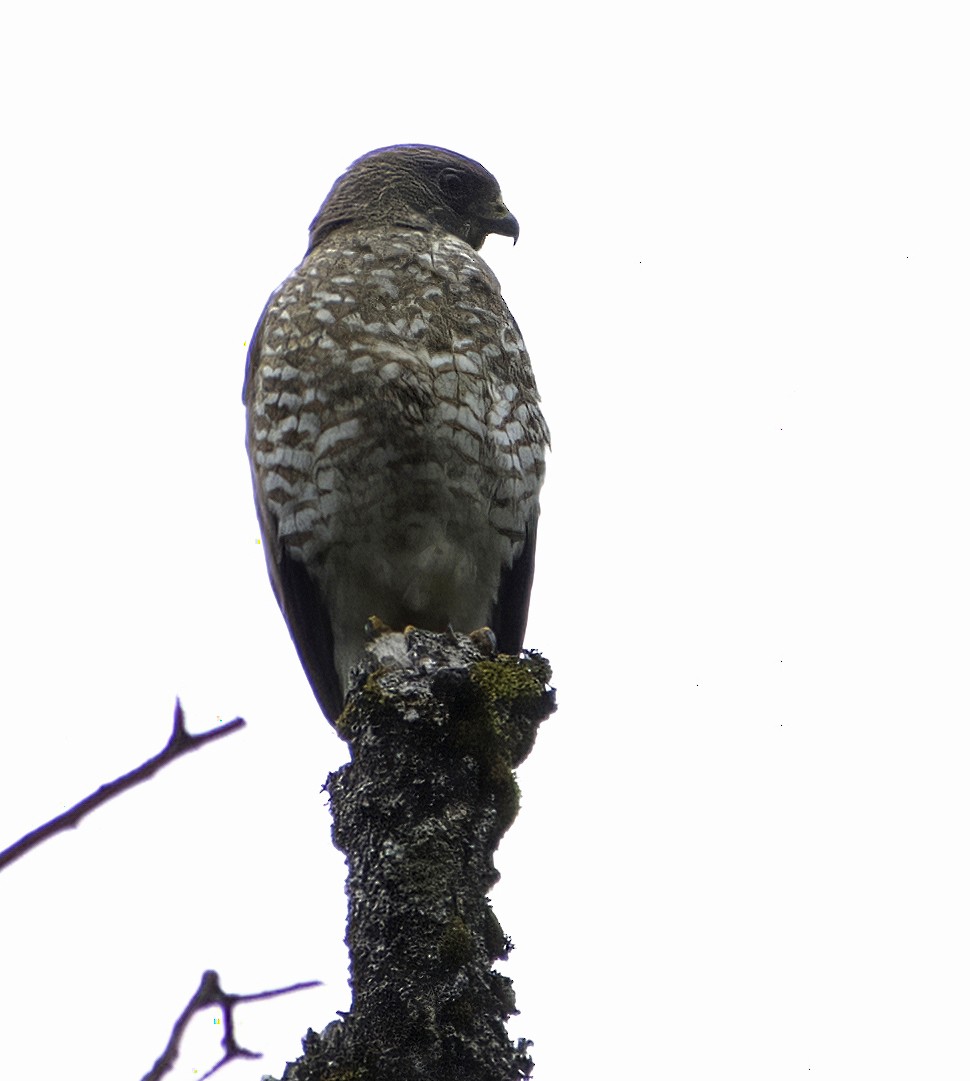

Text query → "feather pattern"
[245,146,547,721]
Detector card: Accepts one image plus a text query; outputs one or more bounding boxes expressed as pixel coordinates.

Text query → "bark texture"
[280,630,555,1081]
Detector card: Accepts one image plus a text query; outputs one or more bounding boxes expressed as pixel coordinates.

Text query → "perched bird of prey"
[244,145,548,722]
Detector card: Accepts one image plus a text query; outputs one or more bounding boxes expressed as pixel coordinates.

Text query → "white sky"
[2,2,968,1078]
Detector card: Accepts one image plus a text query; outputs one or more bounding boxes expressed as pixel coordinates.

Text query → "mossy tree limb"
[279,630,555,1081]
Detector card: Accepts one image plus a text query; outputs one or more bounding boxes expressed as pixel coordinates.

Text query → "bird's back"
[246,222,546,719]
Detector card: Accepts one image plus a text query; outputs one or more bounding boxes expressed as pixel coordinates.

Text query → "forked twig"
[0,700,245,872]
[142,969,322,1081]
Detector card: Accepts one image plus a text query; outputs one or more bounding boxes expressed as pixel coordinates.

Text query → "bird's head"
[308,145,519,253]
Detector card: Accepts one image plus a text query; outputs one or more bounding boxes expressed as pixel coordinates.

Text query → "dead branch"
[278,630,555,1081]
[142,968,322,1081]
[0,700,245,872]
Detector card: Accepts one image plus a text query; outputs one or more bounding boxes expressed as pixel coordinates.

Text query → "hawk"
[244,145,548,722]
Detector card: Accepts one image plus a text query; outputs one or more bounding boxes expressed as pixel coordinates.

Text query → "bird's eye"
[438,168,466,199]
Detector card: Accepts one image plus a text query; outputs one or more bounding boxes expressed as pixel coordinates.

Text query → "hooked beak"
[487,209,520,245]
[460,197,521,250]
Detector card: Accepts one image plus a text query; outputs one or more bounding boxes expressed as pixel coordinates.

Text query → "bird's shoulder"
[299,223,507,322]
[245,224,527,402]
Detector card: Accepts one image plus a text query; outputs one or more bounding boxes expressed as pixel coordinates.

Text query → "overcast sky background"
[2,2,968,1078]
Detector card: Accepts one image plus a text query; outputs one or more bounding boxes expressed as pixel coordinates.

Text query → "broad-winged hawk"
[244,145,548,721]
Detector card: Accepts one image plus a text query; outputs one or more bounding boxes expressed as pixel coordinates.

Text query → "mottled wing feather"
[244,297,345,719]
[246,223,545,718]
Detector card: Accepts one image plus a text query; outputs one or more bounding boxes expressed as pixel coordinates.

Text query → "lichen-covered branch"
[280,630,555,1081]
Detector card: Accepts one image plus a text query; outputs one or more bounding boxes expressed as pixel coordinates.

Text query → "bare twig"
[0,700,245,873]
[142,969,322,1081]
